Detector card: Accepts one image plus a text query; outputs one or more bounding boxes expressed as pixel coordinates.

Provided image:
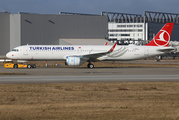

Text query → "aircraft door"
[144,48,149,56]
[77,47,83,54]
[23,46,28,55]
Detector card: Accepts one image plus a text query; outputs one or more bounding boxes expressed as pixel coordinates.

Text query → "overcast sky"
[1,0,179,15]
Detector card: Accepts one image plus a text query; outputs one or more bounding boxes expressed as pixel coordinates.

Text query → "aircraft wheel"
[27,64,31,69]
[88,64,94,69]
[90,64,94,68]
[14,64,18,69]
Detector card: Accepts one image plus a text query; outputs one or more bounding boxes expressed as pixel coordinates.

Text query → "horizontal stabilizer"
[157,47,176,53]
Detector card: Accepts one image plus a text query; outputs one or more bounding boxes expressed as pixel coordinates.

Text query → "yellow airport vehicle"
[4,61,36,69]
[4,61,14,68]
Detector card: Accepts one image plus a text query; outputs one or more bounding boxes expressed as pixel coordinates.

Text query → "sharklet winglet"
[110,42,117,52]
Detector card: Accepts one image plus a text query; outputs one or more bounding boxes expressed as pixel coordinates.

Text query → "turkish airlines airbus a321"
[6,23,175,68]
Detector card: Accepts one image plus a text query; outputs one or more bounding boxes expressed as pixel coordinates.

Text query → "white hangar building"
[103,11,179,45]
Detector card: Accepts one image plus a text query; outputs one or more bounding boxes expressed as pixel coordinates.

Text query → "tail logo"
[154,30,170,46]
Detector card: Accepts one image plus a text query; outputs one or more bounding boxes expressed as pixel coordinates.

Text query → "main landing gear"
[87,62,94,69]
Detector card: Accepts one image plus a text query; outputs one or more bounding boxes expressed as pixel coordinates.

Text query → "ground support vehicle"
[4,61,36,69]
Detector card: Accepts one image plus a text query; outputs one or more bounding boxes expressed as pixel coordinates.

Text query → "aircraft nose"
[6,52,10,58]
[6,52,13,58]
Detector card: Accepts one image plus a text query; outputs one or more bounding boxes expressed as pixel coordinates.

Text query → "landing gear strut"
[87,61,94,68]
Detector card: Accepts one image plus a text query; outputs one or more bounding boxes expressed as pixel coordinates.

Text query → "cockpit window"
[12,49,19,52]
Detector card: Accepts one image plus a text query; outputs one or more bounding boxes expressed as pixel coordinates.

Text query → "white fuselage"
[6,44,173,61]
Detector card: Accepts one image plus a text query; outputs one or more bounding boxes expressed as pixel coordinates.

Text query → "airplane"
[6,23,176,68]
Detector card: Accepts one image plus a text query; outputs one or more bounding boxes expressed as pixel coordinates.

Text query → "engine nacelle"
[66,56,85,66]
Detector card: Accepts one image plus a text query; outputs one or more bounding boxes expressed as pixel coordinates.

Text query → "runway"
[0,75,179,84]
[0,66,179,84]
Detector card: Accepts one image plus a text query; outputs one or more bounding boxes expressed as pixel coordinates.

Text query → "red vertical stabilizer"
[145,23,174,47]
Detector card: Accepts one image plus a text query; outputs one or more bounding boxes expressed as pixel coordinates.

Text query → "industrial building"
[0,12,108,55]
[0,11,179,56]
[103,11,179,45]
[108,22,145,42]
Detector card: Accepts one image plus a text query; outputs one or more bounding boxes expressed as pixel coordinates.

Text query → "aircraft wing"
[81,42,117,61]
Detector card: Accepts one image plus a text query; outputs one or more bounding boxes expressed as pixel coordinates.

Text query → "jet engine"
[65,56,86,66]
